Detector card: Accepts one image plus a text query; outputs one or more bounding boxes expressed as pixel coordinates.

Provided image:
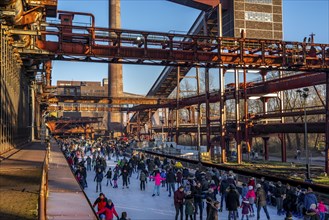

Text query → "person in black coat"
[94,168,104,193]
[193,182,203,220]
[225,184,240,220]
[220,175,229,211]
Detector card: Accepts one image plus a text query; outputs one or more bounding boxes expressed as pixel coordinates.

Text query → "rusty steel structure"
[1,0,329,174]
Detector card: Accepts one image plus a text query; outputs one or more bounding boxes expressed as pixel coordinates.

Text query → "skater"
[174,186,185,220]
[112,171,118,188]
[240,197,250,220]
[207,201,220,220]
[97,199,119,220]
[86,155,92,171]
[94,168,104,193]
[93,193,108,219]
[139,170,147,191]
[246,185,256,217]
[150,172,166,196]
[105,168,112,187]
[226,184,240,220]
[255,184,270,220]
[119,165,129,189]
[184,191,195,220]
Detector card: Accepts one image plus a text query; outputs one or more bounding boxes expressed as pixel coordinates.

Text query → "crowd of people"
[58,137,328,220]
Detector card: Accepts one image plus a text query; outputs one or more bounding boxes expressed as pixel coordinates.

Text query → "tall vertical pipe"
[108,0,123,135]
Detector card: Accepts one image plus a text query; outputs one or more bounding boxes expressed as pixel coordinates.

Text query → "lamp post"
[296,88,311,180]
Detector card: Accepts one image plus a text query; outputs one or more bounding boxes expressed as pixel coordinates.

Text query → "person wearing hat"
[305,204,320,220]
[255,184,270,220]
[225,184,240,220]
[240,197,250,220]
[246,185,256,217]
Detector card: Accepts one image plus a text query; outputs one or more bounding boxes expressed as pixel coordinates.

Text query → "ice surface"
[84,156,299,220]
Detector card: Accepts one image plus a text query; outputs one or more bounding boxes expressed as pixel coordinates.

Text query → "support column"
[108,0,123,135]
[205,68,211,157]
[219,69,226,163]
[243,69,249,160]
[148,109,152,139]
[137,111,141,141]
[325,72,329,174]
[196,67,201,161]
[235,69,242,164]
[175,66,180,144]
[281,133,287,162]
[263,137,270,160]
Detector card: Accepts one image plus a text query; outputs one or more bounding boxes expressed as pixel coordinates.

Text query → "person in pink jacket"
[318,201,327,220]
[246,185,256,217]
[150,172,166,197]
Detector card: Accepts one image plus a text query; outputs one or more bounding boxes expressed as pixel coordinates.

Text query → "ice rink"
[84,156,299,220]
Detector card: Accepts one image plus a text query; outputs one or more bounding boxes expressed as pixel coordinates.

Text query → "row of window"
[245,0,272,5]
[245,11,273,22]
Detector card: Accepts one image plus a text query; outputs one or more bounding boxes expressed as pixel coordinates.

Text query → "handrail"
[38,143,50,220]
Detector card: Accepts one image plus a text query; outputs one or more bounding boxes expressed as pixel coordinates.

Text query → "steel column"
[205,68,211,156]
[325,73,329,174]
[263,137,270,160]
[279,71,287,162]
[176,66,180,144]
[219,70,226,163]
[235,69,242,164]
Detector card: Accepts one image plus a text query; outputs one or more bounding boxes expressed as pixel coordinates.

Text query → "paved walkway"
[46,141,97,220]
[0,141,46,220]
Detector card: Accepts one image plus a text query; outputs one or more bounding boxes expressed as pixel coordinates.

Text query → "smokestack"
[108,0,123,135]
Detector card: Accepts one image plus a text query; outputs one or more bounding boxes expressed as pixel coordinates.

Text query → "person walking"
[174,186,185,220]
[150,172,166,196]
[94,168,104,193]
[226,184,240,220]
[105,168,112,187]
[255,184,270,220]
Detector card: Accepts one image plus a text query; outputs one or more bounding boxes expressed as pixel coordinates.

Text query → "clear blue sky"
[52,0,329,95]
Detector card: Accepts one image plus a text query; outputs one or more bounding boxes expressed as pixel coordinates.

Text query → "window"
[245,11,273,22]
[245,0,272,4]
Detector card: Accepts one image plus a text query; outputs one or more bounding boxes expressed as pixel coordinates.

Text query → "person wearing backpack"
[140,170,147,191]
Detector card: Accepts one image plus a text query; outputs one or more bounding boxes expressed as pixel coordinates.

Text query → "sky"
[51,0,329,95]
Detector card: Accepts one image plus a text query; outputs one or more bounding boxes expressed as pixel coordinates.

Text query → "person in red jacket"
[174,186,185,220]
[97,199,119,220]
[93,193,108,219]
